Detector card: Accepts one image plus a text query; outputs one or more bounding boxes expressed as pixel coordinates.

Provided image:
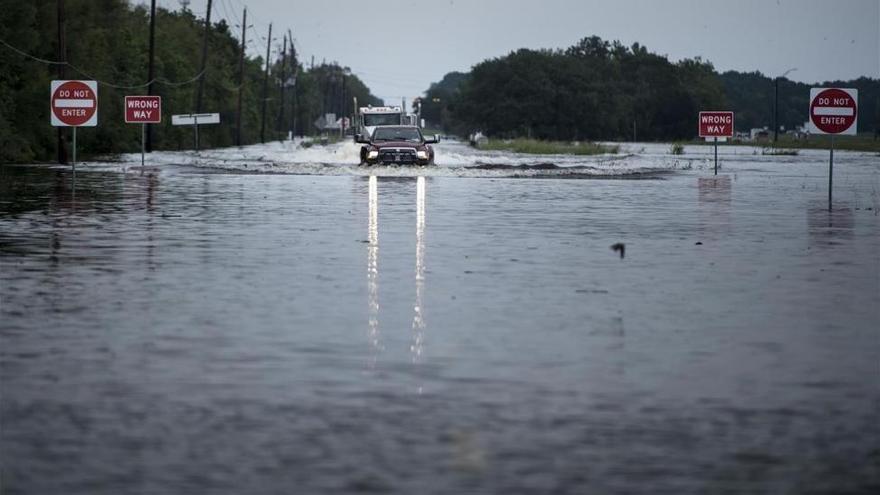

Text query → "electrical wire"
[1,37,206,89]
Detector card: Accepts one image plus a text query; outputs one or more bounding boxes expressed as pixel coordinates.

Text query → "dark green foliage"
[419,71,468,134]
[431,37,726,141]
[720,71,880,134]
[425,35,879,141]
[0,0,381,163]
[290,62,381,138]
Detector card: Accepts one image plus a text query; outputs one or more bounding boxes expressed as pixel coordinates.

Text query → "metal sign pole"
[194,117,200,152]
[829,135,834,211]
[714,137,718,175]
[141,123,146,168]
[72,126,77,173]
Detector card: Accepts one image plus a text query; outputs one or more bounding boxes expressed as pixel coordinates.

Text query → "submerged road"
[1,142,878,494]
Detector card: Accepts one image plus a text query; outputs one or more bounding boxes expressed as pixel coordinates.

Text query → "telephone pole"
[260,23,272,143]
[56,0,67,164]
[146,0,157,152]
[774,68,797,143]
[288,29,296,138]
[194,0,212,149]
[341,71,347,137]
[277,34,287,138]
[235,7,246,146]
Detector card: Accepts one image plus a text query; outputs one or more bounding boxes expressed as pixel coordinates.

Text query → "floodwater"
[1,140,879,494]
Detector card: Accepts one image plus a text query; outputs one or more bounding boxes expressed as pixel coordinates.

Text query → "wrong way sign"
[125,95,161,123]
[699,111,734,138]
[51,80,98,127]
[809,88,857,135]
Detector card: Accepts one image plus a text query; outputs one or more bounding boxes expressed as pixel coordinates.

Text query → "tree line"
[419,36,880,141]
[0,0,381,164]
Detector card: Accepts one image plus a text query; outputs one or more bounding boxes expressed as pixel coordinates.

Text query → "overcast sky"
[157,0,879,103]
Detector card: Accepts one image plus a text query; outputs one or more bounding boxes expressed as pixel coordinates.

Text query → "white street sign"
[172,113,220,126]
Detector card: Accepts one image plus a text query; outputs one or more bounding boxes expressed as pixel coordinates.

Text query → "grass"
[300,135,345,148]
[687,134,880,153]
[771,134,880,153]
[761,147,799,156]
[478,138,618,155]
[670,143,685,155]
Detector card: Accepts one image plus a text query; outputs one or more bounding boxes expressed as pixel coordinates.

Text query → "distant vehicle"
[355,126,439,166]
[358,106,405,139]
[469,130,488,147]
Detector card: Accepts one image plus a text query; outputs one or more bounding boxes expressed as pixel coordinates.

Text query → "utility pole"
[774,68,797,144]
[56,0,67,164]
[146,0,157,152]
[194,0,212,149]
[235,7,246,146]
[773,77,779,143]
[260,23,272,143]
[277,34,287,138]
[341,71,346,137]
[287,29,299,137]
[293,74,298,137]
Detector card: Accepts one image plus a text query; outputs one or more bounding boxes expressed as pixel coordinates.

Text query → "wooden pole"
[56,0,68,164]
[260,23,272,144]
[277,34,287,138]
[235,7,246,146]
[146,0,157,152]
[288,29,295,137]
[194,0,212,149]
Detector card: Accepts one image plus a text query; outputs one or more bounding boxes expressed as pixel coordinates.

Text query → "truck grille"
[378,148,417,164]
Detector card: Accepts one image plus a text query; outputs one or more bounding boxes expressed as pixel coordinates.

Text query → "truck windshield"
[363,114,401,126]
[372,127,422,142]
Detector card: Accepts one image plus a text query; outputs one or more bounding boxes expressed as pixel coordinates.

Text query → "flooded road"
[1,142,879,494]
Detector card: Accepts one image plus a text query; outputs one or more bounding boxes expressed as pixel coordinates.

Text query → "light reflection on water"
[365,175,428,388]
[411,176,426,368]
[367,175,381,368]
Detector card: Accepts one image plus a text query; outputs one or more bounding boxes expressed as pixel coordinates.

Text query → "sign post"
[699,111,734,175]
[125,95,162,168]
[51,80,98,172]
[171,113,221,151]
[808,88,858,211]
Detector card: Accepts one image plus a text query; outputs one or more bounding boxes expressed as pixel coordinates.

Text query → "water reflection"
[698,176,732,240]
[367,176,381,366]
[697,176,732,204]
[363,176,428,377]
[411,176,426,366]
[807,201,854,248]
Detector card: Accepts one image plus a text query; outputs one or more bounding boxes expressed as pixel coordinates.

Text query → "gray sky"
[159,0,879,103]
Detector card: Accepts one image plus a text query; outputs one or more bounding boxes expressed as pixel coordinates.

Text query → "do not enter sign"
[809,88,857,135]
[51,80,98,127]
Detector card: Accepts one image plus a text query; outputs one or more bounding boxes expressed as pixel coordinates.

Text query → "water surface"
[1,143,879,494]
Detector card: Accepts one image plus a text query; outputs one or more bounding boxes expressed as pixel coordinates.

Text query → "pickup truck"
[355,126,439,166]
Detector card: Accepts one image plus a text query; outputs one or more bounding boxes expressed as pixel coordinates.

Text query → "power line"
[0,37,206,89]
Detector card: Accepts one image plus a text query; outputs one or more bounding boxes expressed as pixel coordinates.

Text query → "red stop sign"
[810,88,857,135]
[51,80,98,127]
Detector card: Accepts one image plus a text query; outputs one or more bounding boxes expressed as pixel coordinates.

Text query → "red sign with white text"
[125,95,162,123]
[809,88,857,135]
[51,80,98,127]
[699,111,734,138]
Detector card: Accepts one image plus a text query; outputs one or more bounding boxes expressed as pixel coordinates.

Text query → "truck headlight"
[367,150,379,159]
[416,150,428,160]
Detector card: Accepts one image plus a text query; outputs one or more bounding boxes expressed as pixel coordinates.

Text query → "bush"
[478,138,618,155]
